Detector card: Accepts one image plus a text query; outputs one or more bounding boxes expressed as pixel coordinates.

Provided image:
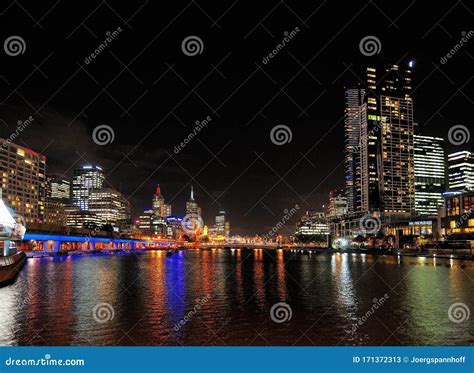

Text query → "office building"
[0,139,46,223]
[448,151,473,191]
[294,211,329,241]
[185,186,199,215]
[71,165,104,210]
[89,188,130,228]
[327,189,347,217]
[413,135,445,215]
[46,175,70,200]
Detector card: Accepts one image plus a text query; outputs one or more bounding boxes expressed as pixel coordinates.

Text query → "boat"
[0,252,26,285]
[0,189,27,285]
[166,250,174,257]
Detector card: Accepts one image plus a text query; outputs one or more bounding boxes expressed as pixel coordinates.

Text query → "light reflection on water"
[0,250,473,346]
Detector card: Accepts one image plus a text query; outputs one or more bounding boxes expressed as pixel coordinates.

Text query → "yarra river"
[0,249,473,345]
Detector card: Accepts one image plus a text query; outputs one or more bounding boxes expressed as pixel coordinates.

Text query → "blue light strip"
[23,233,171,246]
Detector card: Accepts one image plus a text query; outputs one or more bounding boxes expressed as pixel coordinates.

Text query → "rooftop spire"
[155,184,161,196]
[190,185,194,200]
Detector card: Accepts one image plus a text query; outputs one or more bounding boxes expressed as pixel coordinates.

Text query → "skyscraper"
[152,184,164,215]
[45,175,70,226]
[345,61,415,217]
[448,150,473,191]
[71,165,104,210]
[413,135,445,215]
[0,139,46,223]
[185,186,199,215]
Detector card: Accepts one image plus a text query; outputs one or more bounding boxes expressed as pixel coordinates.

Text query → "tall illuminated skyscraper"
[413,135,445,215]
[448,150,473,191]
[71,165,104,210]
[185,186,199,215]
[345,61,415,217]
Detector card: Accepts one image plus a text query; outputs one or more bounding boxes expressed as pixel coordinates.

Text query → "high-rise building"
[344,88,364,213]
[294,211,329,242]
[345,61,415,217]
[152,184,165,215]
[0,139,46,223]
[413,135,445,216]
[46,175,70,200]
[71,165,104,210]
[185,186,199,215]
[327,189,347,217]
[214,210,230,239]
[65,205,102,228]
[448,151,473,191]
[88,188,130,228]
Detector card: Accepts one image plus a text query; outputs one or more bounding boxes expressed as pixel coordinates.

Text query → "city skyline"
[0,2,472,236]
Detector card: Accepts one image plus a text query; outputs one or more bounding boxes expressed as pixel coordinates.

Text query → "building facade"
[327,189,347,217]
[88,188,130,228]
[413,135,445,216]
[448,151,473,191]
[0,139,46,223]
[71,165,104,211]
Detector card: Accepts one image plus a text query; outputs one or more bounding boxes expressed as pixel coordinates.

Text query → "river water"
[0,249,472,346]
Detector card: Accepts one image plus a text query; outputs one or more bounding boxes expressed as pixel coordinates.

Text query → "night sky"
[0,1,472,235]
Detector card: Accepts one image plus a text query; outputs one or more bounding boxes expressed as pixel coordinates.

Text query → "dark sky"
[0,1,472,235]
